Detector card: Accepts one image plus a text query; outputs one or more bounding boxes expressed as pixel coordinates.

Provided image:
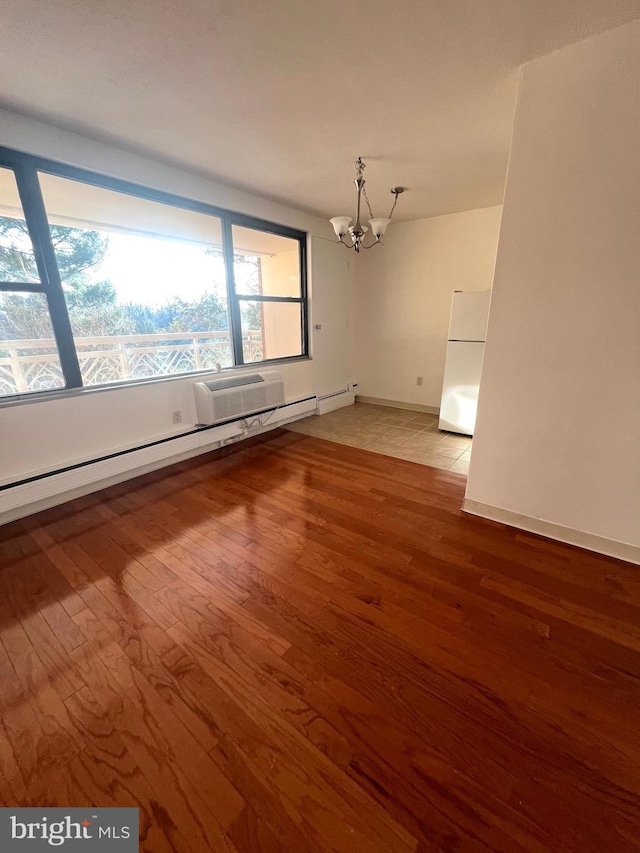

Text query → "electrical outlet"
[416,376,424,386]
[171,410,182,424]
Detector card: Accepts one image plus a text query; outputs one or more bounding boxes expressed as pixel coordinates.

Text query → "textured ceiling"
[1,0,640,222]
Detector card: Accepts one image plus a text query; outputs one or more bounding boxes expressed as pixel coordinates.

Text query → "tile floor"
[286,402,472,474]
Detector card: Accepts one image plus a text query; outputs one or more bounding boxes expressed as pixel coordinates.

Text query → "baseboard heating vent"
[316,387,355,415]
[317,387,349,400]
[194,369,285,425]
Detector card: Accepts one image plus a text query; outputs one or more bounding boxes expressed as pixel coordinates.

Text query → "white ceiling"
[1,0,640,222]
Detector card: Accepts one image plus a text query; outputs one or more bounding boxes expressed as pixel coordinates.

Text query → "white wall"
[466,20,640,558]
[354,206,502,408]
[0,109,349,487]
[311,236,352,399]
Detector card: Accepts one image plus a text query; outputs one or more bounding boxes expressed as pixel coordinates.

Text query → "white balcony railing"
[0,330,264,396]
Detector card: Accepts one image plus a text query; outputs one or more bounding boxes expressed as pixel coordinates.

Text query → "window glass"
[38,173,233,385]
[0,167,40,283]
[0,292,64,396]
[239,300,303,362]
[231,225,301,298]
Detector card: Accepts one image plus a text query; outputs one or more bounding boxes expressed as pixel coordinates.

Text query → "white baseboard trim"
[356,395,439,415]
[317,391,355,415]
[0,398,316,525]
[462,498,640,565]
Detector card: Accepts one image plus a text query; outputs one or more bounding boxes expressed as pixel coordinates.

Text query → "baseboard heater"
[316,387,355,415]
[0,396,316,524]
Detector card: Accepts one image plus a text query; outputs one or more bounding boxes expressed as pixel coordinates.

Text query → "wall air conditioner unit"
[194,370,285,425]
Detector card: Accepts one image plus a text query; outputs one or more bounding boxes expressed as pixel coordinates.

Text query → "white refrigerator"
[439,291,491,435]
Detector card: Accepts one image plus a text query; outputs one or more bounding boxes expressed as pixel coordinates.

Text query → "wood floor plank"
[64,685,188,853]
[1,429,639,850]
[0,561,85,701]
[0,587,83,748]
[167,615,354,768]
[71,597,218,751]
[67,615,241,851]
[0,620,81,803]
[211,734,329,852]
[168,620,416,852]
[0,718,26,805]
[226,803,287,853]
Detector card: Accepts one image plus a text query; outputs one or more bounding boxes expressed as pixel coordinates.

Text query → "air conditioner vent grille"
[203,373,264,391]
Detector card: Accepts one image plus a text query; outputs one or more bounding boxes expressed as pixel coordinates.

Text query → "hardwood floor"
[1,428,639,852]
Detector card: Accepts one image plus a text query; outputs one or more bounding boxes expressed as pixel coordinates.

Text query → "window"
[0,291,65,395]
[0,147,308,400]
[230,225,305,363]
[0,167,65,395]
[38,173,233,385]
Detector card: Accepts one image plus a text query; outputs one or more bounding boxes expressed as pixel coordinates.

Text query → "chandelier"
[330,157,404,252]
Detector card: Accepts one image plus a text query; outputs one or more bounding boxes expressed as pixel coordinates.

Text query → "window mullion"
[221,215,244,366]
[13,166,83,388]
[0,281,46,293]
